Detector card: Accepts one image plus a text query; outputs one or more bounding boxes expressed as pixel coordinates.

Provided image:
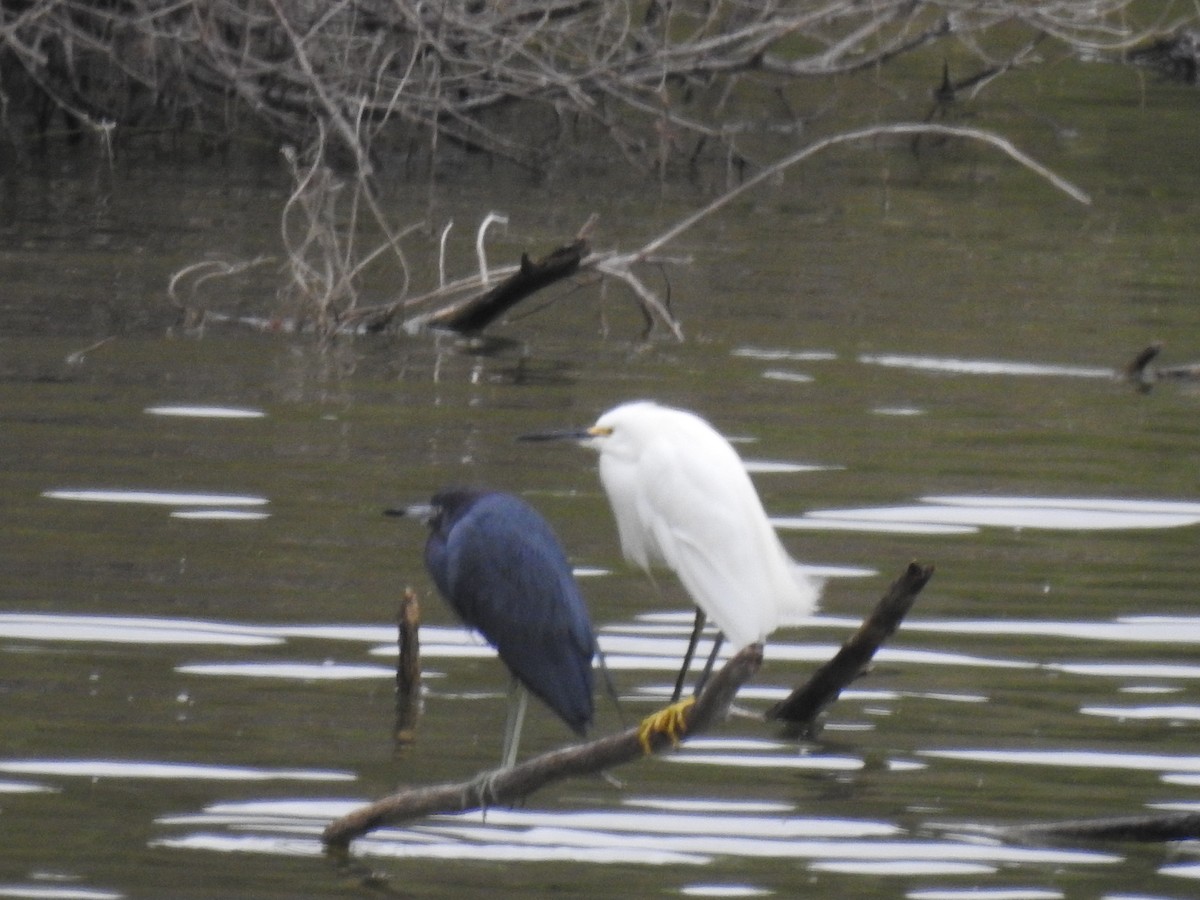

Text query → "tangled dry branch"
[2,1,1193,174]
[6,1,1193,341]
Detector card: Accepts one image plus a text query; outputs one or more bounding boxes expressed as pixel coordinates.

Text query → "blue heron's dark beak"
[385,503,437,523]
[518,427,594,443]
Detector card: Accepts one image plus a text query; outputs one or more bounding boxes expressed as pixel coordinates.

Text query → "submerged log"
[977,811,1200,843]
[765,561,934,736]
[424,238,589,334]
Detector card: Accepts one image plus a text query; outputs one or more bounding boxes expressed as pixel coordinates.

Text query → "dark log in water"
[424,239,590,334]
[765,561,934,736]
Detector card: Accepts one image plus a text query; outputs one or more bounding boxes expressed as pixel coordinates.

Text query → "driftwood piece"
[322,643,763,848]
[393,589,422,750]
[1123,341,1200,392]
[765,561,934,736]
[423,239,589,334]
[953,811,1200,844]
[1124,341,1163,392]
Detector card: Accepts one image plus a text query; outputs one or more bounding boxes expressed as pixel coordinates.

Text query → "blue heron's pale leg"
[501,678,530,769]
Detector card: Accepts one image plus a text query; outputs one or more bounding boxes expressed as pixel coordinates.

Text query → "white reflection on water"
[144,405,265,418]
[872,406,926,417]
[858,354,1115,379]
[743,460,831,474]
[762,369,813,383]
[797,495,1200,533]
[169,509,271,521]
[0,885,124,900]
[732,347,837,363]
[0,780,57,794]
[0,614,282,646]
[176,661,398,681]
[0,760,354,781]
[1080,705,1200,722]
[153,799,1119,869]
[267,623,401,642]
[679,885,771,898]
[921,749,1200,773]
[914,619,1200,645]
[773,515,978,535]
[624,797,793,814]
[1160,862,1200,880]
[666,751,863,771]
[812,860,994,875]
[42,489,269,507]
[1050,662,1200,678]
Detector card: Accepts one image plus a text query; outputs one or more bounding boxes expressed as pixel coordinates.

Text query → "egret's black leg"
[692,631,725,697]
[671,609,707,702]
[500,678,529,769]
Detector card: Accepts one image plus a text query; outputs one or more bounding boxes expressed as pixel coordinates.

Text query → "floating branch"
[322,643,763,848]
[766,561,935,737]
[944,810,1200,844]
[422,238,590,334]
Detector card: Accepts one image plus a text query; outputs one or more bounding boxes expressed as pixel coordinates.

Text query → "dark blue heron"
[389,488,599,767]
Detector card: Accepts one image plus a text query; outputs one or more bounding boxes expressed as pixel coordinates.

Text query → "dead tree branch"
[322,643,763,848]
[417,238,590,335]
[4,1,1191,174]
[767,561,935,737]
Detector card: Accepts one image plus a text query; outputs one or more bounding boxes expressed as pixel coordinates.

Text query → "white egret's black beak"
[518,427,602,442]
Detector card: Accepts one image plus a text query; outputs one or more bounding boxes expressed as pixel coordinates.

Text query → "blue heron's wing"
[435,493,596,736]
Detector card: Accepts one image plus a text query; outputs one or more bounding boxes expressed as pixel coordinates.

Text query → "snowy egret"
[389,488,598,767]
[522,400,821,699]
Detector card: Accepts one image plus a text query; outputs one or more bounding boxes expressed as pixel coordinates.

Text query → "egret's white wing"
[630,417,787,647]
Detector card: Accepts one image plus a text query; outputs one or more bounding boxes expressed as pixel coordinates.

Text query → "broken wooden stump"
[393,588,422,750]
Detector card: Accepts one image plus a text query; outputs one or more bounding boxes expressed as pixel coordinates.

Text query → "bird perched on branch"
[389,488,599,767]
[522,400,821,700]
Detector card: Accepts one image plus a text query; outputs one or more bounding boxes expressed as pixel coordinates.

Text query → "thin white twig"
[476,212,510,287]
[439,221,454,288]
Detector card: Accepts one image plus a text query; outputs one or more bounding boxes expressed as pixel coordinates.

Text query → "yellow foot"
[637,697,696,755]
